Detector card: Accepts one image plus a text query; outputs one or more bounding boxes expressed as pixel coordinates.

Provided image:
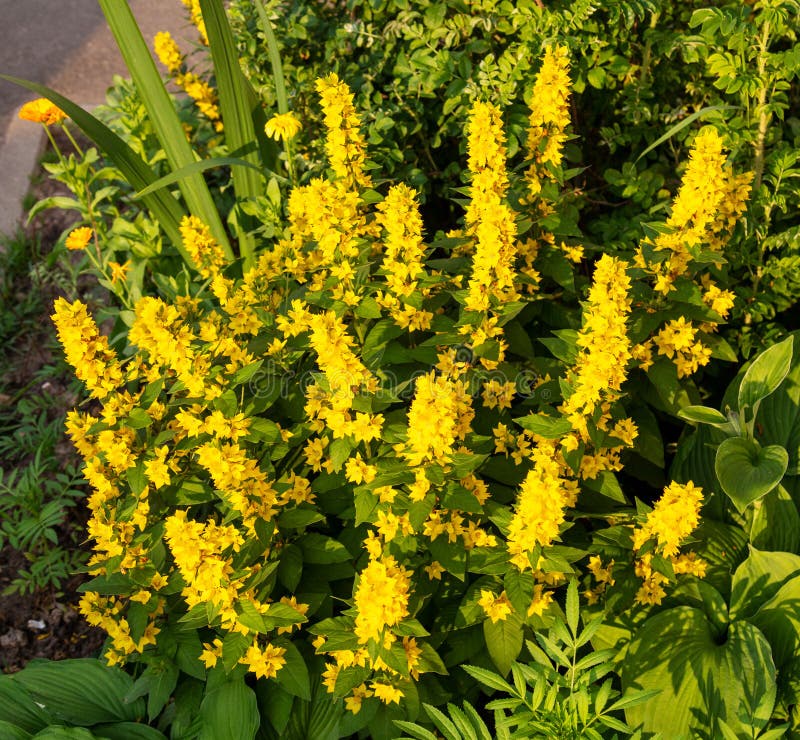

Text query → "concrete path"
[0,0,197,236]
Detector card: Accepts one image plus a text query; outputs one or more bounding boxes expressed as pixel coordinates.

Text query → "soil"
[0,127,106,673]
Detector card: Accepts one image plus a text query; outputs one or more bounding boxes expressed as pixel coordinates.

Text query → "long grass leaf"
[254,0,288,115]
[135,156,274,198]
[635,105,737,162]
[0,74,193,263]
[199,0,263,268]
[98,0,233,259]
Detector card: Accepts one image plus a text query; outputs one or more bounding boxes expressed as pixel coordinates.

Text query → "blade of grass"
[0,74,194,265]
[199,0,264,269]
[254,0,288,115]
[98,0,233,260]
[136,156,279,198]
[635,105,737,162]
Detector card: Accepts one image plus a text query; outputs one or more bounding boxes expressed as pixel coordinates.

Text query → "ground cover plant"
[2,0,800,737]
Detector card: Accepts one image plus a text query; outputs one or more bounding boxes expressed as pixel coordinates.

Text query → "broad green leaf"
[98,0,232,259]
[738,337,793,415]
[582,471,626,503]
[273,639,311,701]
[749,485,800,554]
[0,75,187,255]
[285,668,344,740]
[729,547,800,622]
[297,533,351,564]
[715,437,788,513]
[0,721,31,740]
[483,612,523,677]
[31,729,94,739]
[758,335,800,474]
[691,519,748,598]
[93,723,168,740]
[199,679,259,740]
[11,660,144,726]
[622,607,776,737]
[749,575,800,678]
[0,677,52,733]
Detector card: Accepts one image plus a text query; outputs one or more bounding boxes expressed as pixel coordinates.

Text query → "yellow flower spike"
[526,45,572,196]
[315,73,372,189]
[19,98,67,125]
[265,111,302,142]
[153,31,183,76]
[353,555,412,645]
[632,481,704,558]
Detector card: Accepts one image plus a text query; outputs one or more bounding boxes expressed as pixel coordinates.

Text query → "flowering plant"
[8,0,800,737]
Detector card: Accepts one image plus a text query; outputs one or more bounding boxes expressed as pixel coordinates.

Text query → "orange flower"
[19,98,67,126]
[66,226,93,251]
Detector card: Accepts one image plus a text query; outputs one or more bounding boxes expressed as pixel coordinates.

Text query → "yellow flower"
[633,481,704,558]
[424,561,445,580]
[179,215,226,278]
[353,556,412,644]
[560,255,632,427]
[66,226,93,251]
[241,642,287,679]
[315,73,372,189]
[526,45,572,196]
[527,584,554,617]
[154,31,183,75]
[371,681,404,705]
[200,638,223,669]
[19,98,67,125]
[265,112,302,141]
[109,261,130,285]
[404,372,474,466]
[478,589,513,623]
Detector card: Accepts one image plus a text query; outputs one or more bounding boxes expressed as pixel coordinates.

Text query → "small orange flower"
[65,226,93,251]
[19,98,67,126]
[109,261,131,285]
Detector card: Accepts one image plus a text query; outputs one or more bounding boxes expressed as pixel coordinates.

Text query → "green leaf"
[11,660,144,726]
[278,543,303,591]
[729,546,800,622]
[483,612,523,677]
[93,723,168,740]
[582,471,626,503]
[0,721,32,740]
[622,607,776,737]
[715,438,788,512]
[461,665,515,695]
[274,639,311,701]
[513,413,572,438]
[758,335,800,474]
[565,579,579,636]
[297,533,351,564]
[738,336,793,415]
[678,405,730,427]
[0,677,52,733]
[98,0,232,259]
[254,0,288,115]
[135,157,268,198]
[749,485,800,554]
[748,575,800,678]
[199,679,260,740]
[0,75,186,255]
[635,105,738,162]
[199,0,264,266]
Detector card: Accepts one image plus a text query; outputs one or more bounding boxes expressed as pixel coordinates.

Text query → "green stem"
[60,120,85,159]
[752,20,771,192]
